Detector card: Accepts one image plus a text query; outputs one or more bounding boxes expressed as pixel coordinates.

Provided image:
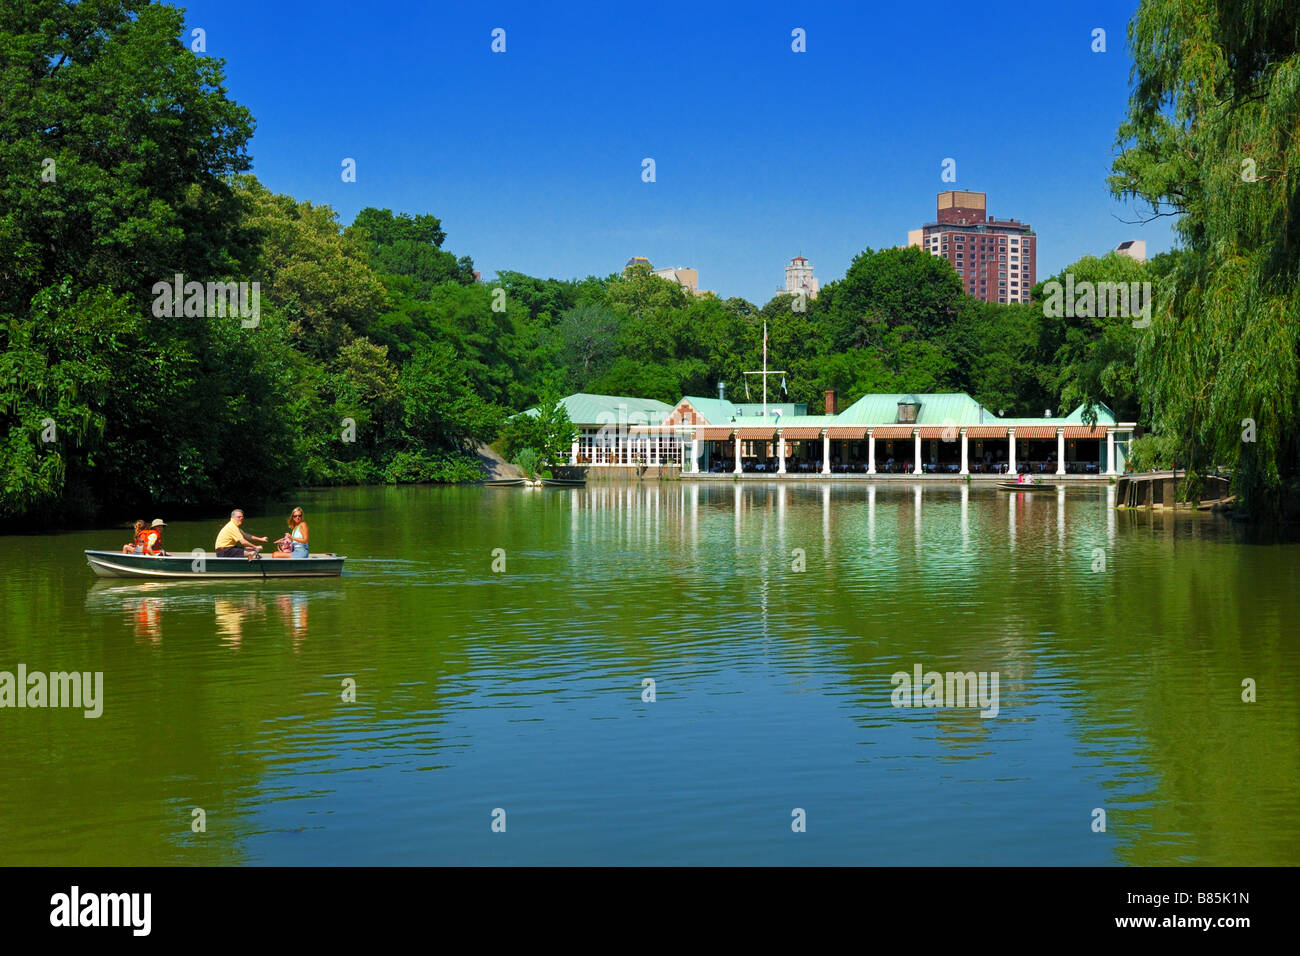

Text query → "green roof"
[679,395,807,423]
[836,392,992,426]
[525,393,674,425]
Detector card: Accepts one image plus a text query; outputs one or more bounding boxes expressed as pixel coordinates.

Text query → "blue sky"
[181,0,1173,305]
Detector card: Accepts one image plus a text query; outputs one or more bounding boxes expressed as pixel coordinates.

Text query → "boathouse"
[538,391,1136,478]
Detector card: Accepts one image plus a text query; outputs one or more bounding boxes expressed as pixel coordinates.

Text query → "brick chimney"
[824,389,837,415]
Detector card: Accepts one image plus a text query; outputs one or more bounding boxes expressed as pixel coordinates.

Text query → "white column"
[821,432,831,474]
[777,431,787,474]
[959,429,969,475]
[867,429,876,474]
[913,430,922,475]
[570,437,579,465]
[690,437,700,473]
[733,434,742,475]
[1008,429,1017,475]
[1056,428,1066,475]
[1106,429,1116,475]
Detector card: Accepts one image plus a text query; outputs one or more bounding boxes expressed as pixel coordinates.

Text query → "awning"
[779,427,824,439]
[627,426,674,434]
[916,426,959,438]
[1062,426,1108,439]
[735,427,776,440]
[694,427,734,441]
[826,426,868,439]
[965,425,1008,438]
[1010,425,1059,439]
[870,426,916,439]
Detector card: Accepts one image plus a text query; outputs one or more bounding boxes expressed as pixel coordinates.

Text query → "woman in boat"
[287,508,309,558]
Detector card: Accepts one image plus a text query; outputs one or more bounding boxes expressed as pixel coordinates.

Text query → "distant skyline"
[182,0,1173,305]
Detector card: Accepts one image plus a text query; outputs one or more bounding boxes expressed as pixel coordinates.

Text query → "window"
[999,255,1007,261]
[999,297,1006,303]
[1011,238,1019,245]
[999,280,1006,286]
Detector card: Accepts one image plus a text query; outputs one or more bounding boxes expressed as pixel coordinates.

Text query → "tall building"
[777,255,818,299]
[906,191,1036,304]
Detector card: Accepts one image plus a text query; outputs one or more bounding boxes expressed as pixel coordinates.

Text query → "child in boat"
[122,519,146,553]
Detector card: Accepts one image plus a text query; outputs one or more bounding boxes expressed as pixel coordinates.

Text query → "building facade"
[907,191,1036,304]
[536,391,1135,478]
[1115,240,1147,263]
[778,256,818,300]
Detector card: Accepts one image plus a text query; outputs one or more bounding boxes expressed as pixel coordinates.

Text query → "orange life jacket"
[137,528,163,555]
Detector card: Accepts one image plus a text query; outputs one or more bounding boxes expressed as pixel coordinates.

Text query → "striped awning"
[965,425,1008,438]
[779,427,824,439]
[735,427,776,440]
[1062,426,1108,439]
[916,426,959,439]
[826,426,868,439]
[694,427,734,441]
[1010,426,1059,439]
[627,426,674,434]
[870,426,916,439]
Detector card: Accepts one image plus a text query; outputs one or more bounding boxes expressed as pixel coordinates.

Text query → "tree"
[0,1,257,319]
[1035,253,1147,423]
[1110,0,1300,514]
[826,246,965,352]
[499,396,575,466]
[350,208,476,297]
[558,303,621,387]
[239,178,389,358]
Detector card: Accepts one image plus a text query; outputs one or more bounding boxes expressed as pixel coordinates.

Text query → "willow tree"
[1110,0,1300,514]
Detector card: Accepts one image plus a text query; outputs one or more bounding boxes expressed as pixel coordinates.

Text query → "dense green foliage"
[500,397,576,468]
[1111,0,1300,515]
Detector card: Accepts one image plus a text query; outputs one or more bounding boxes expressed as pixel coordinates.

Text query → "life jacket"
[138,528,163,555]
[133,529,151,548]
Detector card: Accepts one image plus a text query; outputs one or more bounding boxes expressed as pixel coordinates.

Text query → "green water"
[0,482,1296,865]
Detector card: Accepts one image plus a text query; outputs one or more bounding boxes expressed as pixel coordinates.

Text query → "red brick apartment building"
[907,191,1036,304]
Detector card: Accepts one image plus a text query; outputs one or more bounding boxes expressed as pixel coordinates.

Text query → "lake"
[1,481,1297,865]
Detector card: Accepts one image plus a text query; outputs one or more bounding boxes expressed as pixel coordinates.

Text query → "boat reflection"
[85,581,334,649]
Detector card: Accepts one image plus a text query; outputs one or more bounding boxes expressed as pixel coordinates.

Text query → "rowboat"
[483,477,529,487]
[541,477,586,487]
[998,480,1044,490]
[84,550,345,579]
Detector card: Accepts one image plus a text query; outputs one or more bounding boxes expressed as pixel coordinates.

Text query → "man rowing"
[215,509,268,559]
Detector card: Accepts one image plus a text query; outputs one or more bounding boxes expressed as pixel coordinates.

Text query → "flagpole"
[762,321,768,420]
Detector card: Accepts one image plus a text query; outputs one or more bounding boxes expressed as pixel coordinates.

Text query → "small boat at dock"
[85,550,345,579]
